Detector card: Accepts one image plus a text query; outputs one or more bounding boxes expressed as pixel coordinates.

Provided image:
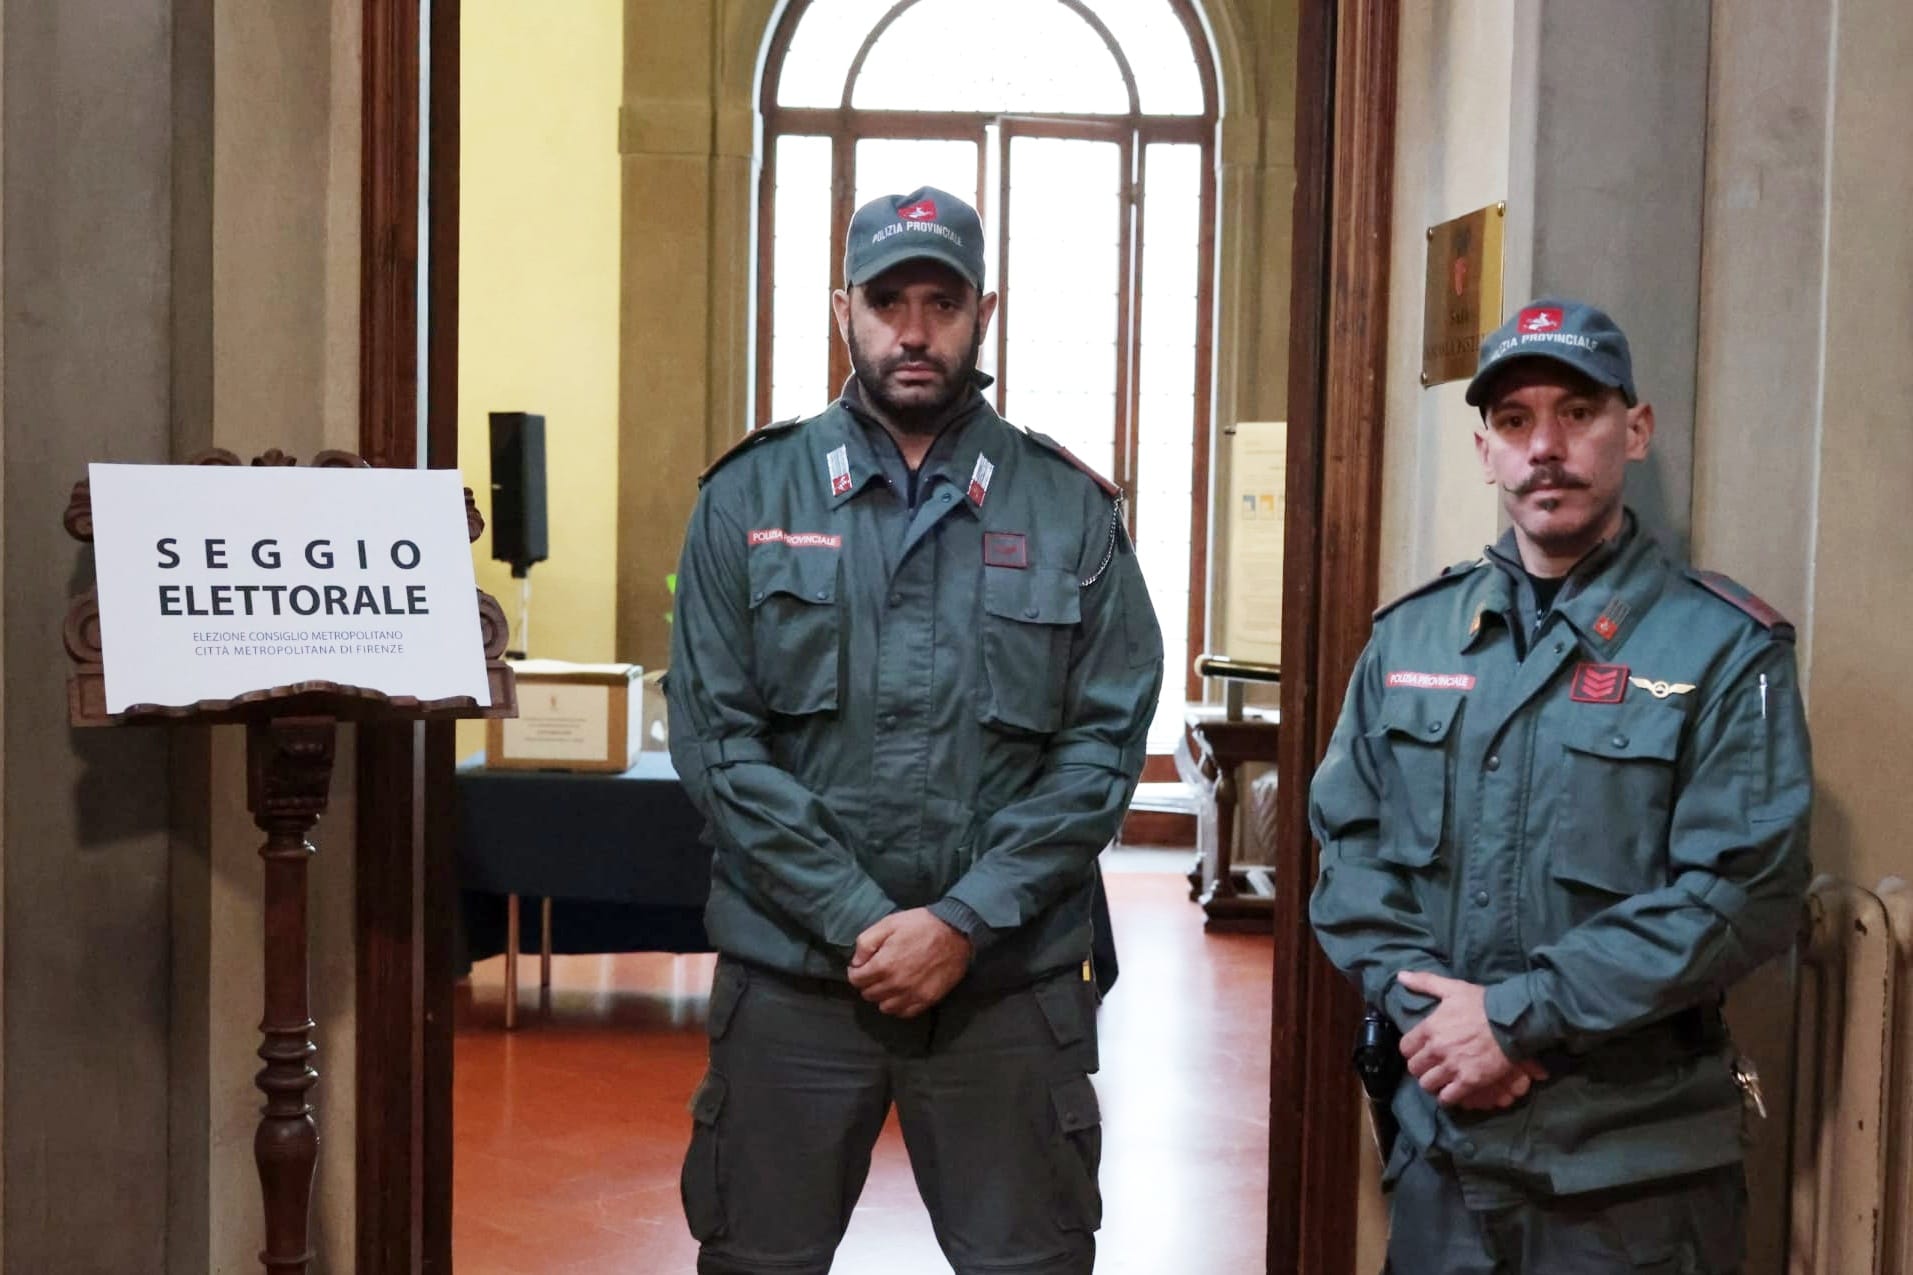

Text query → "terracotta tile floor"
[453,853,1273,1273]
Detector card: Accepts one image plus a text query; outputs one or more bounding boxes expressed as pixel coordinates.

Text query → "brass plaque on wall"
[1421,203,1505,386]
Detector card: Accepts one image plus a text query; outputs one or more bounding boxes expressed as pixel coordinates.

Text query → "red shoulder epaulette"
[1684,568,1795,638]
[699,417,803,486]
[1373,559,1479,621]
[1023,428,1122,500]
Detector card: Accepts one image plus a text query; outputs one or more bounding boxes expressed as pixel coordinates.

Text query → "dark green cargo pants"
[1384,1149,1745,1274]
[682,957,1102,1275]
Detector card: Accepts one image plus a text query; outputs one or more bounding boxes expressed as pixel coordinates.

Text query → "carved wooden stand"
[249,716,333,1274]
[63,448,516,1275]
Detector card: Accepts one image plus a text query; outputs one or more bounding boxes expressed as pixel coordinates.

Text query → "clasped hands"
[1393,970,1549,1111]
[846,908,973,1018]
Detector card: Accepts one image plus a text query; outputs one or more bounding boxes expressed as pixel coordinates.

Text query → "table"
[1182,706,1278,932]
[455,751,1123,1025]
[456,751,713,1026]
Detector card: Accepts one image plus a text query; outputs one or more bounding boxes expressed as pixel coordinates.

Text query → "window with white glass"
[757,0,1219,760]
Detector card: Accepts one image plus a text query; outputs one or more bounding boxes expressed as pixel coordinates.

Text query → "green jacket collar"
[824,377,1010,512]
[1481,511,1670,656]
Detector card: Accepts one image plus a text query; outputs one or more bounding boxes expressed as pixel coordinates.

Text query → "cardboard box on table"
[486,659,644,772]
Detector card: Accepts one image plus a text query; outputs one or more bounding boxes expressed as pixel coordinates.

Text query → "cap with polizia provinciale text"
[1465,297,1638,408]
[844,186,986,293]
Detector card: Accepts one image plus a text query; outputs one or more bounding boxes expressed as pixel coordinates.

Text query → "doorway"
[355,1,1398,1271]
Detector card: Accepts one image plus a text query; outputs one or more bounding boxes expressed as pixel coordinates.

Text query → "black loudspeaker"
[489,411,549,578]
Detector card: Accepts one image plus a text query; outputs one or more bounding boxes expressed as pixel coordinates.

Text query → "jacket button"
[888,593,903,607]
[815,590,829,601]
[1024,606,1040,619]
[1427,721,1443,735]
[880,714,896,729]
[941,491,953,502]
[1473,890,1490,907]
[1485,755,1500,771]
[751,590,764,603]
[1611,734,1628,749]
[1458,1139,1479,1158]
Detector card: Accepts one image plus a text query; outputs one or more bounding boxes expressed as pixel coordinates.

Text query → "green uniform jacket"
[1309,513,1811,1195]
[667,387,1163,990]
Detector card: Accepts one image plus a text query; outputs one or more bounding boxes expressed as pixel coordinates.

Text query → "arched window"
[758,0,1219,755]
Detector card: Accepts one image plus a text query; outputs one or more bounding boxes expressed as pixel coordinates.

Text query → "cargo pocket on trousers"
[1049,1075,1103,1234]
[1034,971,1100,1072]
[681,1072,729,1243]
[706,960,745,1041]
[1595,1167,1746,1272]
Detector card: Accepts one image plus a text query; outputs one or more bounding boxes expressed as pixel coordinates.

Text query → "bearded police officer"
[1309,297,1811,1273]
[666,186,1163,1275]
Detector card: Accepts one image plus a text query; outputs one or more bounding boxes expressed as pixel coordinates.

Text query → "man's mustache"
[1513,464,1590,496]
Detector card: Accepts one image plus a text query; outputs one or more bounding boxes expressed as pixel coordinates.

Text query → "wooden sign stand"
[62,447,516,1275]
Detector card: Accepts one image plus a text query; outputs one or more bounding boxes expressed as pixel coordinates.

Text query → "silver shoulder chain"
[1080,496,1126,588]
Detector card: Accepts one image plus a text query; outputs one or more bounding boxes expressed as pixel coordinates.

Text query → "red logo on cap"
[1519,307,1564,333]
[898,199,937,222]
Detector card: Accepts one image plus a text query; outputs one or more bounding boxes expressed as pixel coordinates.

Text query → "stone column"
[1509,0,1711,557]
[2,0,181,1265]
[615,0,724,672]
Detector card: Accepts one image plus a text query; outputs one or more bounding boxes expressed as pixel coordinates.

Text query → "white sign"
[88,463,491,714]
[1223,422,1286,665]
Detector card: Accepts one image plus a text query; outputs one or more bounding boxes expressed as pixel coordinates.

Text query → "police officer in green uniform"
[1309,298,1812,1273]
[666,185,1163,1275]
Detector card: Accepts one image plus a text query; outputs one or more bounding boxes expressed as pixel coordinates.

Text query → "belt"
[1534,1004,1727,1077]
[728,955,1082,1004]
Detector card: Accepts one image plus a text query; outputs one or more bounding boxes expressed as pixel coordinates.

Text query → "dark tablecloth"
[455,751,713,965]
[454,751,1118,993]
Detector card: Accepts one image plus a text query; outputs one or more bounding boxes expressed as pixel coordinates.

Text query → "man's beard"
[848,321,985,436]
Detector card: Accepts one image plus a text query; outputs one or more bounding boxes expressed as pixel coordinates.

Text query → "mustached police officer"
[1310,297,1811,1273]
[667,186,1163,1275]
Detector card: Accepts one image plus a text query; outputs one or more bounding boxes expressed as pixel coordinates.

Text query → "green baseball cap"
[1465,296,1638,407]
[844,186,986,292]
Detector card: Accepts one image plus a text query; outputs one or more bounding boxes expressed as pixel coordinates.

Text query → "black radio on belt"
[1353,1006,1405,1101]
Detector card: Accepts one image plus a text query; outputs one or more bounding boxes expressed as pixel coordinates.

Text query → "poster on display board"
[1223,421,1285,666]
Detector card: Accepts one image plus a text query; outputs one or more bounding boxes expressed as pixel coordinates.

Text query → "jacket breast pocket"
[747,552,842,717]
[1551,709,1683,899]
[978,565,1081,734]
[1369,695,1459,869]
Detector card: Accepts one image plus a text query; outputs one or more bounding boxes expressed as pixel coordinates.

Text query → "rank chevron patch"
[1570,663,1629,704]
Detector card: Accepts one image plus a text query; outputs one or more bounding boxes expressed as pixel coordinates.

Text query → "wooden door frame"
[355,0,1398,1270]
[358,0,460,1270]
[1268,2,1398,1273]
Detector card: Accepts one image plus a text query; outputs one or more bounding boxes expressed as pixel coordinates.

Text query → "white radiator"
[1789,874,1912,1275]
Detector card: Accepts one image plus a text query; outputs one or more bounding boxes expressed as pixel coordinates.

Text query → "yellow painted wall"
[459,0,624,760]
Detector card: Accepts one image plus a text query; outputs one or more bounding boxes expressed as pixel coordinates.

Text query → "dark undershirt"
[1528,571,1566,629]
